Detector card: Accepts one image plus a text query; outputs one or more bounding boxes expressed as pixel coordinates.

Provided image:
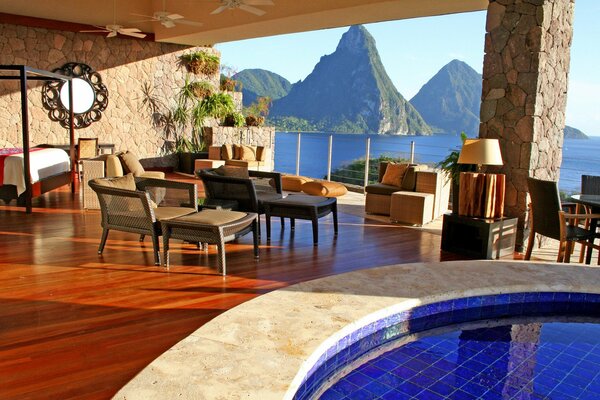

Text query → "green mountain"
[233,69,291,107]
[410,59,482,135]
[270,25,432,135]
[564,125,589,139]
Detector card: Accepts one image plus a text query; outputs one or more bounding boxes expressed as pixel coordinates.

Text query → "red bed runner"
[0,148,43,185]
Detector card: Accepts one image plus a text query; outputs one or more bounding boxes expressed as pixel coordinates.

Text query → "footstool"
[160,209,258,275]
[263,194,338,245]
[390,191,434,226]
[281,175,313,192]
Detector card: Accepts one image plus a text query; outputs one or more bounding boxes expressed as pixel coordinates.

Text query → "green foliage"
[179,51,220,75]
[436,132,474,184]
[188,80,214,99]
[234,69,291,106]
[223,112,245,127]
[220,75,241,92]
[268,116,317,132]
[244,96,271,118]
[330,155,410,185]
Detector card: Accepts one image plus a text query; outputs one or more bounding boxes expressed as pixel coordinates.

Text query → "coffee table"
[263,194,338,245]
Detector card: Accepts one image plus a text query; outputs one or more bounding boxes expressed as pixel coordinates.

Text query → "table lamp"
[457,138,505,218]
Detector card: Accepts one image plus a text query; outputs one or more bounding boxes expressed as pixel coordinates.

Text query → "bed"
[0,65,75,213]
[0,147,72,206]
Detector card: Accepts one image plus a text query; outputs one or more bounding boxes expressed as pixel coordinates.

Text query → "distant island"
[234,25,588,139]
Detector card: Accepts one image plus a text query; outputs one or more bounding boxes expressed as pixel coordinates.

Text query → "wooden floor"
[0,179,467,400]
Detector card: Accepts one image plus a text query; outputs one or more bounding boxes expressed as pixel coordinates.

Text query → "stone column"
[480,0,575,249]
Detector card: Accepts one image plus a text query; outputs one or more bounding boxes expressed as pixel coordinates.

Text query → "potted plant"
[244,96,271,127]
[222,111,245,127]
[178,50,220,75]
[220,75,241,92]
[437,132,474,214]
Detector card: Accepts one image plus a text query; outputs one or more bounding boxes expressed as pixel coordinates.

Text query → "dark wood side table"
[441,213,518,259]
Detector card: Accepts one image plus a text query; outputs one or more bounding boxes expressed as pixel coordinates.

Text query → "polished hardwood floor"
[0,178,466,400]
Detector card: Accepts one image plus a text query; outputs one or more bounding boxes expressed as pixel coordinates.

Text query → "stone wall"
[479,0,575,247]
[0,23,220,159]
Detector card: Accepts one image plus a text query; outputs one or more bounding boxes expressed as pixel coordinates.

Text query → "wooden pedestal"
[458,172,505,219]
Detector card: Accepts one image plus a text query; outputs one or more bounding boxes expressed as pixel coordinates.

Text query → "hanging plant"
[220,76,241,92]
[190,81,215,99]
[179,51,220,75]
[223,112,245,127]
[245,115,265,127]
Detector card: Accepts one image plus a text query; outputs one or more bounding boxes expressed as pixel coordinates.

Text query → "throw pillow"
[92,173,136,191]
[401,165,427,191]
[214,165,250,179]
[255,146,266,162]
[381,163,409,187]
[221,144,234,160]
[232,144,242,160]
[119,151,145,177]
[240,145,257,161]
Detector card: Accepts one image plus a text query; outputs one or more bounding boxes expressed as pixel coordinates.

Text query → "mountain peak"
[336,25,375,53]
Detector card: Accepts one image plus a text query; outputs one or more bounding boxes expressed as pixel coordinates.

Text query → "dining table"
[570,194,600,264]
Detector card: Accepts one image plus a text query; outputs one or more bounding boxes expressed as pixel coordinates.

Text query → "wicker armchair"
[197,169,283,235]
[89,176,198,265]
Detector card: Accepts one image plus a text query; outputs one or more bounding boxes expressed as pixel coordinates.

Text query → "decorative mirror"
[42,63,108,129]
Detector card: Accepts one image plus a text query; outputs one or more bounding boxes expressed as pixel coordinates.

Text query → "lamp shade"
[458,138,503,165]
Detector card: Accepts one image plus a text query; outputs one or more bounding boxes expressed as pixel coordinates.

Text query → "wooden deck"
[0,179,468,400]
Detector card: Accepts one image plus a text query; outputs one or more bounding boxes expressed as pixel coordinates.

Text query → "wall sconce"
[457,138,505,219]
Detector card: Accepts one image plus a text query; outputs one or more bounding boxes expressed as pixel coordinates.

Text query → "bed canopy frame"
[0,65,75,214]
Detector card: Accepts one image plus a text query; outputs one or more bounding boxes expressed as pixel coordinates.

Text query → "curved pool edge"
[113,260,600,400]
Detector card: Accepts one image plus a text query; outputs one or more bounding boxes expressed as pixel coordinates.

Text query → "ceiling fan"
[211,0,275,16]
[81,0,146,38]
[132,0,204,28]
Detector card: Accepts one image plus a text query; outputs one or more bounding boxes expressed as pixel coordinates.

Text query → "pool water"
[320,321,600,399]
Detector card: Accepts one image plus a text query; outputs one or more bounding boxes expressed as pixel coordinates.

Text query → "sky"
[216,1,599,136]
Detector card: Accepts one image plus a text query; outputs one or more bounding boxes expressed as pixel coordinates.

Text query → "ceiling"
[0,0,488,45]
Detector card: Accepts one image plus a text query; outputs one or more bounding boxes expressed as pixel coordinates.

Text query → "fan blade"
[239,4,266,15]
[176,20,204,27]
[245,0,274,5]
[211,5,228,14]
[167,13,184,20]
[121,31,147,38]
[119,27,143,33]
[80,29,109,33]
[107,31,117,38]
[161,20,177,28]
[131,13,157,19]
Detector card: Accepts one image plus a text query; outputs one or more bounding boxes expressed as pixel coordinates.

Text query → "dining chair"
[577,175,600,262]
[525,177,600,263]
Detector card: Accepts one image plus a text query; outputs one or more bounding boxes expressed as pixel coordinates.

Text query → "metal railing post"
[410,141,415,164]
[364,137,371,188]
[295,132,301,176]
[327,134,333,181]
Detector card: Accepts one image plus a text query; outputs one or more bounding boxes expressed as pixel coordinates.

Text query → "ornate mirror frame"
[42,63,108,129]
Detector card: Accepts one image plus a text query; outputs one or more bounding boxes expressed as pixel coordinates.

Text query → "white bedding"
[2,148,71,195]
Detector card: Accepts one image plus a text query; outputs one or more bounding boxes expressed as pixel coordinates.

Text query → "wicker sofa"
[365,162,450,225]
[206,144,272,171]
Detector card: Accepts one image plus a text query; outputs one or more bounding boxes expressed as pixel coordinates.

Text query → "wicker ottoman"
[390,191,434,226]
[82,160,105,209]
[161,209,258,275]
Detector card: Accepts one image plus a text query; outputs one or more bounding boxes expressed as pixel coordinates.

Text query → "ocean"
[273,132,600,193]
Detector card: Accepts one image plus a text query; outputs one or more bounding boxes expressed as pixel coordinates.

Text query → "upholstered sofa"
[365,162,450,225]
[205,144,272,171]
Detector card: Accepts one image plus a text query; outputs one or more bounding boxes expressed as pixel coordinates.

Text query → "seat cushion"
[174,209,248,226]
[365,183,402,196]
[140,171,166,179]
[221,144,234,160]
[119,151,145,177]
[301,181,348,197]
[214,165,250,179]
[154,207,196,221]
[92,173,136,191]
[381,162,409,187]
[239,145,257,161]
[281,175,312,192]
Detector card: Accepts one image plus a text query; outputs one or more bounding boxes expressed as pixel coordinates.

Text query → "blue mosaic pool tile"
[362,380,391,396]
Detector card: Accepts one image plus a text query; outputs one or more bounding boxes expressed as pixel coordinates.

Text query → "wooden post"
[459,172,505,219]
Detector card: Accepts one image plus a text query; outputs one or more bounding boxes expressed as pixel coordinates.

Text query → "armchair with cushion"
[89,174,197,265]
[207,144,272,171]
[86,151,165,179]
[197,166,283,235]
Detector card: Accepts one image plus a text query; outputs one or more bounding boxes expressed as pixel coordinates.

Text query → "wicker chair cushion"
[221,144,234,160]
[92,174,136,191]
[119,152,145,177]
[153,207,196,221]
[140,171,166,179]
[365,183,402,196]
[175,209,247,226]
[256,146,266,162]
[381,162,409,187]
[301,181,348,197]
[240,145,257,161]
[232,144,242,160]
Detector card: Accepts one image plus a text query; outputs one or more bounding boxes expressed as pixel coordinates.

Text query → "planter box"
[178,152,208,175]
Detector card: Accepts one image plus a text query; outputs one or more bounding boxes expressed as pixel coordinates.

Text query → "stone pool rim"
[113,260,600,400]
